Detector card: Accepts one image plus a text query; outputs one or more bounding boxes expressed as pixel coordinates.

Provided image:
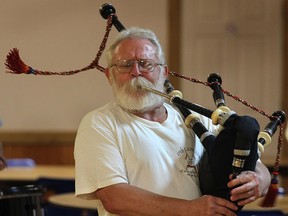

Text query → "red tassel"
[4,48,95,76]
[5,48,35,74]
[260,172,279,207]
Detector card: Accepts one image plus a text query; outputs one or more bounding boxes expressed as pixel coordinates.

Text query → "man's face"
[108,38,165,86]
[106,38,167,112]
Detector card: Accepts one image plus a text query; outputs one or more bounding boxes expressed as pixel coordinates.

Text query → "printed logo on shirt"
[176,147,200,177]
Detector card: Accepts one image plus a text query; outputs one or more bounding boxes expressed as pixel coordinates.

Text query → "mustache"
[118,77,157,94]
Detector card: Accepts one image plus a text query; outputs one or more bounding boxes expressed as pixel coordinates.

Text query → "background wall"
[0,0,168,132]
[181,0,284,165]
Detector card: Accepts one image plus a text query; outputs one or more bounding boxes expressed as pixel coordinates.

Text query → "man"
[74,27,270,216]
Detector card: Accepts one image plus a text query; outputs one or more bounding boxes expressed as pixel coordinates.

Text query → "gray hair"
[106,27,166,67]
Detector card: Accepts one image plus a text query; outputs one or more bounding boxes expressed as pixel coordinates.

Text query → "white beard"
[111,75,166,113]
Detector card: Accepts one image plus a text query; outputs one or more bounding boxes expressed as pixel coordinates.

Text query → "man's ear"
[105,68,113,84]
[163,65,169,78]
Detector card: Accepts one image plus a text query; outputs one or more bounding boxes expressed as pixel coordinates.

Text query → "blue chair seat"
[6,158,36,167]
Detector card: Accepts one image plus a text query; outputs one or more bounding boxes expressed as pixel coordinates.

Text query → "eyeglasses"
[110,59,164,74]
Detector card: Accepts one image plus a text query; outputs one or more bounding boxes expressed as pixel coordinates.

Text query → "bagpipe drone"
[4,3,287,213]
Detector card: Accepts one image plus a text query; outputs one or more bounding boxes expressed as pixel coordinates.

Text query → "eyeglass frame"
[110,59,164,74]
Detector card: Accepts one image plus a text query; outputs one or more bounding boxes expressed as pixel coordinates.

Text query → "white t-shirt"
[74,101,215,216]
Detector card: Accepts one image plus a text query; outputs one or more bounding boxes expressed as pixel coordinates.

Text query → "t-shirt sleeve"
[74,112,128,200]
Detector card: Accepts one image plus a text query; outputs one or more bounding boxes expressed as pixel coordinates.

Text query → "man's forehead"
[115,38,156,53]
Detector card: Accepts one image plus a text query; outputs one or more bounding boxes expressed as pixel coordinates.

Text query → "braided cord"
[5,15,114,75]
[169,70,274,119]
[90,15,114,73]
[274,124,284,173]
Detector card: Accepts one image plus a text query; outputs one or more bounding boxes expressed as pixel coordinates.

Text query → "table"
[0,165,75,181]
[48,193,97,210]
[0,165,77,215]
[243,195,288,214]
[48,193,98,216]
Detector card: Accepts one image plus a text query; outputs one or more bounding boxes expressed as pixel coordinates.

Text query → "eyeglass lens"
[116,59,157,73]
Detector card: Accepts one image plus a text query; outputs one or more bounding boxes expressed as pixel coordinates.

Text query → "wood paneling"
[0,132,76,165]
[167,0,181,89]
[282,0,288,164]
[280,0,288,195]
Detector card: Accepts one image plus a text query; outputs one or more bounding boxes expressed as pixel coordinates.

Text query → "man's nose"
[130,62,143,77]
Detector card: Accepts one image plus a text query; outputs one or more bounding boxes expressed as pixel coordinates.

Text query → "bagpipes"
[4,3,286,212]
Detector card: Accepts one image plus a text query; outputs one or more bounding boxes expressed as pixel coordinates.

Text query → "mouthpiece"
[141,87,173,101]
[99,3,116,19]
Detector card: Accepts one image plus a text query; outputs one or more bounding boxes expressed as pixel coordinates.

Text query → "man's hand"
[228,171,262,206]
[189,195,238,216]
